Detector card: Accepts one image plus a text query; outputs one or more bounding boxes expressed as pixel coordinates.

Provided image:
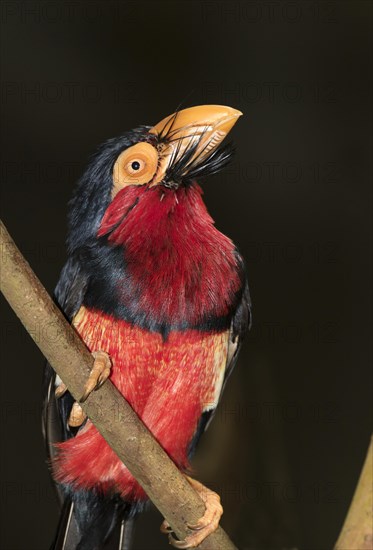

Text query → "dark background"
[0,1,372,549]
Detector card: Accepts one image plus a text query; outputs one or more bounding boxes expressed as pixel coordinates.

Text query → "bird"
[42,104,251,550]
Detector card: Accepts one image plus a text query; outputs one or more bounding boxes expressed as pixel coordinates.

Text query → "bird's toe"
[160,519,173,534]
[68,402,87,427]
[80,350,112,402]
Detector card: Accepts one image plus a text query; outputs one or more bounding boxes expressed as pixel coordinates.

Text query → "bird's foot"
[55,350,111,427]
[162,475,223,548]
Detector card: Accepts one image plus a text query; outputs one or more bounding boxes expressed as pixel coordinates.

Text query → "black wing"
[224,277,252,390]
[188,272,252,457]
[41,252,89,474]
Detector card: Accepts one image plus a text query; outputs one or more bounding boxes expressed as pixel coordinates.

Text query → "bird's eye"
[127,159,145,174]
[112,142,159,196]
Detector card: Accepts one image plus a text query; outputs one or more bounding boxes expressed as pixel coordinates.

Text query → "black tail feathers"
[51,490,137,550]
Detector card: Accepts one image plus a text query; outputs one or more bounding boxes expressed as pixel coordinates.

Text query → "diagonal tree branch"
[0,219,237,550]
[334,437,373,550]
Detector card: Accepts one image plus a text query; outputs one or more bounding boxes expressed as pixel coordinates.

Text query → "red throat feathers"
[97,182,242,327]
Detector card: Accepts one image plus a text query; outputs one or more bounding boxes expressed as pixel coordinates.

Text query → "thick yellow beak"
[149,104,242,184]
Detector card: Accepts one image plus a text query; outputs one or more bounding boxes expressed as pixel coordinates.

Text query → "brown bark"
[0,219,237,550]
[334,437,373,550]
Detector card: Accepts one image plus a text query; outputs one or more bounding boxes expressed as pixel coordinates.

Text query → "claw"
[80,350,111,402]
[54,351,111,404]
[186,522,205,531]
[160,519,173,534]
[168,535,191,549]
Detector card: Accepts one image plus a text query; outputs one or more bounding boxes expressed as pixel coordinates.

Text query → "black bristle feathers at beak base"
[156,122,235,188]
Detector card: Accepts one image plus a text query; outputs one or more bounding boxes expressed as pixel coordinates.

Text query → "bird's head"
[67,105,242,252]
